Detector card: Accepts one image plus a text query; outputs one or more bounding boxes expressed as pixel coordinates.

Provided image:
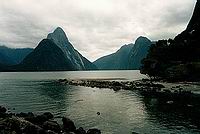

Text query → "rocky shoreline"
[0,106,101,134]
[58,79,166,91]
[57,78,200,125]
[2,79,200,134]
[58,79,200,106]
[57,78,198,93]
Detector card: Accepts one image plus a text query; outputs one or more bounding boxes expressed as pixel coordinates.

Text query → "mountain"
[0,46,33,65]
[18,39,75,71]
[186,0,200,32]
[128,37,151,69]
[94,43,133,70]
[141,0,200,81]
[0,52,14,65]
[17,27,97,71]
[94,36,151,70]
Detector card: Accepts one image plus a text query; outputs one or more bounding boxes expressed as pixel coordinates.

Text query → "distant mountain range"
[0,2,198,72]
[94,36,151,70]
[0,46,33,66]
[0,27,151,71]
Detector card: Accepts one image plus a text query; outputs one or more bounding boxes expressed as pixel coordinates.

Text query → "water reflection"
[33,81,200,133]
[38,81,68,100]
[142,97,200,133]
[1,74,200,133]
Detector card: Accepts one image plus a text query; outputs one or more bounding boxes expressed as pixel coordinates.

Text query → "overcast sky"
[0,0,196,61]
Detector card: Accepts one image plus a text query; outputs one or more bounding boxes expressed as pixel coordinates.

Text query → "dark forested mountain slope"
[0,46,33,65]
[141,0,200,81]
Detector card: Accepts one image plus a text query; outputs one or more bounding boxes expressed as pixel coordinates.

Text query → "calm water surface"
[0,71,199,134]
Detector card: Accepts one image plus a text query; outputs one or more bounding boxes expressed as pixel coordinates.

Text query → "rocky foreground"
[0,106,101,134]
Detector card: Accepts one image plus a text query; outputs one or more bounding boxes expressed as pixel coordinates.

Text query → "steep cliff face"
[94,36,151,70]
[47,27,85,70]
[19,39,75,71]
[16,27,97,71]
[128,37,151,70]
[186,0,200,31]
[175,0,200,42]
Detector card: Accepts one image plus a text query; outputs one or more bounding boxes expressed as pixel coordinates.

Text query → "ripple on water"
[0,71,200,134]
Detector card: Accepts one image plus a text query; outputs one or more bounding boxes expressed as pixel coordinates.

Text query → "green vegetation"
[141,33,200,81]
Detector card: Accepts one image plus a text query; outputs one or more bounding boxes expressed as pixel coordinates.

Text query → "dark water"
[0,71,199,134]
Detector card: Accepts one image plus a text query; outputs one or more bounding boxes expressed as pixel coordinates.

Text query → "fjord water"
[0,71,199,134]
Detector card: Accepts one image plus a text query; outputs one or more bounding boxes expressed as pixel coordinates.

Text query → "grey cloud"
[0,0,196,61]
[158,4,194,28]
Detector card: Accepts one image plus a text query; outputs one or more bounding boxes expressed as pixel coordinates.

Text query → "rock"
[16,112,34,118]
[62,117,76,132]
[0,114,57,134]
[112,82,122,86]
[0,106,7,113]
[76,127,86,134]
[86,129,101,134]
[153,83,165,88]
[166,101,174,104]
[43,121,61,133]
[0,108,96,134]
[96,112,100,116]
[12,131,17,134]
[46,130,58,134]
[113,87,121,91]
[132,132,139,134]
[0,106,7,118]
[23,124,46,134]
[62,132,75,134]
[4,118,21,133]
[26,112,54,125]
[43,112,54,120]
[58,79,67,83]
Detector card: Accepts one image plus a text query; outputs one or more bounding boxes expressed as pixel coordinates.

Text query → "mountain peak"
[18,27,97,71]
[54,27,65,33]
[135,36,151,45]
[136,36,149,40]
[47,27,69,42]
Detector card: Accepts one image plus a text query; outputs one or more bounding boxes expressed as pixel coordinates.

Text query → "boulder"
[76,127,86,134]
[0,106,7,113]
[16,112,34,118]
[86,129,101,134]
[26,112,54,125]
[62,117,76,132]
[43,112,54,120]
[0,106,7,118]
[23,124,47,134]
[46,130,58,134]
[43,121,61,133]
[0,117,21,133]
